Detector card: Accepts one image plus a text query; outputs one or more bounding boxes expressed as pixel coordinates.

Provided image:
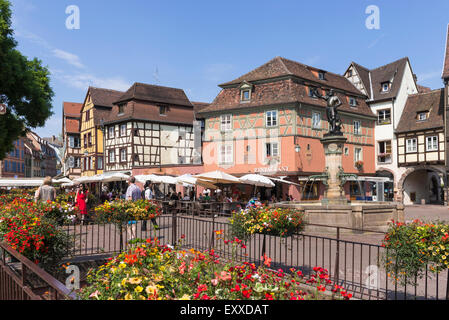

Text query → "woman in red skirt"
[75,184,89,224]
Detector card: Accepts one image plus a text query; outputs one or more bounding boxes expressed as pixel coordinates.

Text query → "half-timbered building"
[198,56,378,201]
[103,83,203,177]
[79,87,124,177]
[396,89,446,205]
[62,102,83,179]
[344,57,421,201]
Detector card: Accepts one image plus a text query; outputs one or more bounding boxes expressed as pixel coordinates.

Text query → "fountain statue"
[272,88,404,233]
[312,88,357,204]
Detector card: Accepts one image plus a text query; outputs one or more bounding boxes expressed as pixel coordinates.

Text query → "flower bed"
[229,206,304,240]
[0,198,72,272]
[94,200,162,226]
[78,237,351,300]
[381,219,449,285]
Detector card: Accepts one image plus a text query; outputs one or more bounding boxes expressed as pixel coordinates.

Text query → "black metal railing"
[57,202,449,300]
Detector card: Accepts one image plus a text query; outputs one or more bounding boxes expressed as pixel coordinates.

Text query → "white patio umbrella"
[158,175,178,185]
[100,172,130,183]
[52,177,73,184]
[239,174,275,187]
[194,171,240,184]
[177,174,218,190]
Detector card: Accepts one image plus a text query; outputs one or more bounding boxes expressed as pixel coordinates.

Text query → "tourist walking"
[125,176,141,240]
[34,176,57,203]
[75,184,89,225]
[142,181,159,231]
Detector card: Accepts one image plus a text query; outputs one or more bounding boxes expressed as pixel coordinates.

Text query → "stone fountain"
[274,89,404,233]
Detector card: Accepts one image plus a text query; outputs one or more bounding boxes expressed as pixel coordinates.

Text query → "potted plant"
[355,160,364,170]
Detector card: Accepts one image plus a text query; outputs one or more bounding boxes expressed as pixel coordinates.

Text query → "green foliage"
[0,0,54,159]
[381,219,449,286]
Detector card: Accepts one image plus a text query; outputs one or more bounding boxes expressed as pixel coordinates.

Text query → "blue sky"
[10,0,449,138]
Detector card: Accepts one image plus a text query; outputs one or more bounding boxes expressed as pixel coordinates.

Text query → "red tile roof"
[396,89,444,133]
[219,56,364,96]
[63,102,82,117]
[114,83,193,107]
[66,118,80,133]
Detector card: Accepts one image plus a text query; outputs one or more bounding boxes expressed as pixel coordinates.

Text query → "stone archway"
[397,165,447,205]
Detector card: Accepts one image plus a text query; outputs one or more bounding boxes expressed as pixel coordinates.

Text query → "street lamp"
[295,145,301,153]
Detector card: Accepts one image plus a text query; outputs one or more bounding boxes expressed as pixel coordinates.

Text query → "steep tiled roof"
[349,57,411,102]
[89,87,125,108]
[65,118,80,133]
[63,102,83,117]
[199,78,374,117]
[114,83,193,107]
[417,85,432,93]
[104,83,196,126]
[219,56,364,96]
[442,24,449,80]
[396,89,444,133]
[351,62,372,97]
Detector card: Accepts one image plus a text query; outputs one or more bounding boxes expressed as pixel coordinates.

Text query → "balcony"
[377,153,392,164]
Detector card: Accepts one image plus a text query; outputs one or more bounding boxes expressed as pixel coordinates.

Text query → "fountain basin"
[273,201,404,234]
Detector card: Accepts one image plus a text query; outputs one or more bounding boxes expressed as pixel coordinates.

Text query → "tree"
[0,0,54,159]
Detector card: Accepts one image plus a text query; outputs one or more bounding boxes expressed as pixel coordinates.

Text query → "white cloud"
[52,70,130,91]
[417,70,441,82]
[52,49,85,69]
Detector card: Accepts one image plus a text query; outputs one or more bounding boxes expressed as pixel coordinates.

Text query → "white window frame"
[418,112,427,121]
[349,97,357,107]
[426,136,438,151]
[220,114,232,132]
[219,144,233,164]
[108,126,115,139]
[120,124,127,137]
[97,156,103,170]
[109,149,115,163]
[382,82,390,92]
[266,110,278,127]
[241,89,251,101]
[265,142,279,158]
[406,138,417,153]
[120,148,127,162]
[312,112,321,129]
[353,120,361,135]
[354,147,363,162]
[377,109,391,125]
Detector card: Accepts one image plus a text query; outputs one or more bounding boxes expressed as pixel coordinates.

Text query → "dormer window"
[382,82,390,92]
[417,112,428,121]
[349,97,357,107]
[159,106,167,115]
[241,89,251,101]
[309,87,318,98]
[118,104,126,115]
[239,81,253,102]
[318,72,325,80]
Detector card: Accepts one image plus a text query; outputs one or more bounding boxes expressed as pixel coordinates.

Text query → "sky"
[9,0,449,138]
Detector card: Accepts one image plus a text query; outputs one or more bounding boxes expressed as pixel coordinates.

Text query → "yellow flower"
[121,278,128,286]
[135,286,143,293]
[124,293,133,300]
[129,277,142,285]
[119,263,126,269]
[179,294,191,300]
[146,285,157,295]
